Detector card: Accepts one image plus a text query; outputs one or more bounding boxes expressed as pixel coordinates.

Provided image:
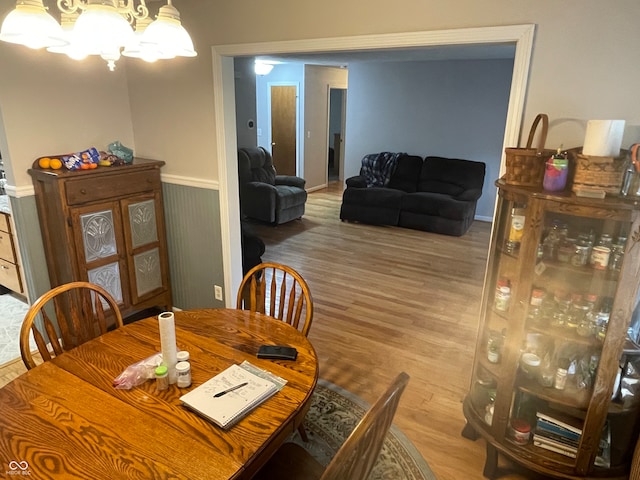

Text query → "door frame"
[212,24,536,305]
[266,82,301,176]
[326,86,347,184]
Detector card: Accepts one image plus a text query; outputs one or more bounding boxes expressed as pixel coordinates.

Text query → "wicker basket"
[504,114,555,187]
[570,150,627,195]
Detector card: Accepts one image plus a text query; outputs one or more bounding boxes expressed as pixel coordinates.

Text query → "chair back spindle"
[20,281,124,369]
[236,262,313,337]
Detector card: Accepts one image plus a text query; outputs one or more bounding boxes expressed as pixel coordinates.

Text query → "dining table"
[0,308,318,479]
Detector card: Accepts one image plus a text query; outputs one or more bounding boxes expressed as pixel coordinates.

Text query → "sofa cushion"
[238,147,276,185]
[276,185,308,210]
[387,155,423,193]
[402,192,473,221]
[417,156,485,196]
[340,187,403,225]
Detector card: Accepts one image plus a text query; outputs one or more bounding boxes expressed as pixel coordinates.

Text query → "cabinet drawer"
[65,171,161,205]
[0,258,22,293]
[0,213,10,233]
[0,229,15,263]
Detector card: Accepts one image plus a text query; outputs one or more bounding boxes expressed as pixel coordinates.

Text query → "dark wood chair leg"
[298,425,309,442]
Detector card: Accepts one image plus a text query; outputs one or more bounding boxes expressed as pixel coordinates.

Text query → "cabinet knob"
[1,265,8,270]
[80,188,87,195]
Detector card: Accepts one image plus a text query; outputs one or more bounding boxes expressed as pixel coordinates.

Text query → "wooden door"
[270,85,297,176]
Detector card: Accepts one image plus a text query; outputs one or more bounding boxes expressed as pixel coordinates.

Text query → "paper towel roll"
[582,119,625,157]
[158,311,178,384]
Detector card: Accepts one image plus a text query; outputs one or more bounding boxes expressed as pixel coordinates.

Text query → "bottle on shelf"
[505,205,526,254]
[494,278,511,312]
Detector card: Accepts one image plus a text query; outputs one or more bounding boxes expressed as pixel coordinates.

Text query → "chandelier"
[0,0,197,71]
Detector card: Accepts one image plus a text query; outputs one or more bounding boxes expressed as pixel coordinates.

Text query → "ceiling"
[256,42,516,67]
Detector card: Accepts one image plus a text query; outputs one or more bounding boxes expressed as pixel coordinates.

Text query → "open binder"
[180,363,280,429]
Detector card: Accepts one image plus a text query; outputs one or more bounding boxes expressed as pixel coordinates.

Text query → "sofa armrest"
[345,175,367,189]
[455,188,483,202]
[275,175,306,189]
[242,181,278,202]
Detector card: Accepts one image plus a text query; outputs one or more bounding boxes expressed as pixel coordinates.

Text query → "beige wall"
[126,0,640,183]
[0,20,134,188]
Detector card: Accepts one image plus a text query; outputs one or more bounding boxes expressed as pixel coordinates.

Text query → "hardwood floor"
[246,182,549,480]
[0,182,547,479]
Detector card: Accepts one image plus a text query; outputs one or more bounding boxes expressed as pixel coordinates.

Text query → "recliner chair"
[238,147,307,225]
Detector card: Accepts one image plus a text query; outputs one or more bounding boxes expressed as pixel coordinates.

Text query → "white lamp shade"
[122,19,173,62]
[0,1,67,49]
[71,3,134,57]
[138,4,196,58]
[47,12,87,60]
[255,62,274,75]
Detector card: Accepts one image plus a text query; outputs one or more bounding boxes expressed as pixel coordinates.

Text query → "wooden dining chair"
[19,281,124,369]
[253,372,410,480]
[236,262,314,337]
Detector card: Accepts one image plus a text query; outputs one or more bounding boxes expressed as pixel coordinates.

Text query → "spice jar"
[155,365,169,391]
[487,331,502,363]
[591,246,611,270]
[176,361,192,388]
[609,243,625,272]
[520,353,541,379]
[554,367,568,390]
[508,418,532,445]
[495,278,511,312]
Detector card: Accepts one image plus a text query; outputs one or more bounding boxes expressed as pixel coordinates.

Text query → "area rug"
[287,379,436,480]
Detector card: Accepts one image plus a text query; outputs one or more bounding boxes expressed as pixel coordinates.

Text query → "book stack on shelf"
[533,412,581,458]
[533,411,611,467]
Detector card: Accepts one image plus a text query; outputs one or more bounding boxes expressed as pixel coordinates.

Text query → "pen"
[213,382,248,398]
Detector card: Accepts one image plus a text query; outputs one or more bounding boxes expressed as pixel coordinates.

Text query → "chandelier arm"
[118,0,149,22]
[57,0,81,15]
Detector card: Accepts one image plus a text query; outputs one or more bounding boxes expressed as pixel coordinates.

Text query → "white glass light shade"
[46,12,87,60]
[122,17,171,62]
[255,62,274,75]
[71,3,134,58]
[138,4,196,59]
[0,0,67,49]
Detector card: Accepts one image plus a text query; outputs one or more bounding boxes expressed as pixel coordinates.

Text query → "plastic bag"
[108,141,134,164]
[113,353,162,390]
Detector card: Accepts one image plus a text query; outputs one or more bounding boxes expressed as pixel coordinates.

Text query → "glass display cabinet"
[463,179,640,479]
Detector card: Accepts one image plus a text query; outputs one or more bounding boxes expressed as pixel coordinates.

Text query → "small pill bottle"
[155,365,169,391]
[177,350,190,363]
[176,361,192,388]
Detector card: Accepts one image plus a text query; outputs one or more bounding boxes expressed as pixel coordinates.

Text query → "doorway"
[213,25,536,300]
[269,85,298,176]
[327,87,346,183]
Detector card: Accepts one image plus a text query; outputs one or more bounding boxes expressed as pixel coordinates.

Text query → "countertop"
[0,195,9,215]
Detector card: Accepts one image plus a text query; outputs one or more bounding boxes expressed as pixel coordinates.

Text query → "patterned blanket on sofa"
[360,152,404,188]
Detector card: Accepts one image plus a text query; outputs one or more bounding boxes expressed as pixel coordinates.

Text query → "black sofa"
[340,153,486,236]
[238,147,307,225]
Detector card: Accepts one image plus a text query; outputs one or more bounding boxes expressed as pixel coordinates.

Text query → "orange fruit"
[88,163,97,169]
[80,163,91,170]
[38,157,51,169]
[49,158,63,170]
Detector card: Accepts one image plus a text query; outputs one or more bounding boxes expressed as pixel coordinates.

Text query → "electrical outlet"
[214,285,223,301]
